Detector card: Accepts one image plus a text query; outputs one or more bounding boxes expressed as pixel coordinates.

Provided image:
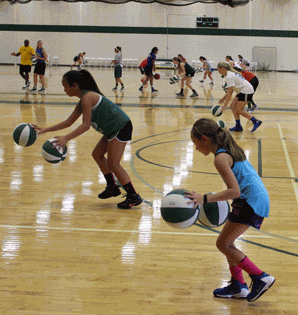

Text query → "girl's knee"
[216,237,231,253]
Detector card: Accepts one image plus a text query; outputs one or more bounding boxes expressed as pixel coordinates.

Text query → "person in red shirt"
[237,68,259,113]
[139,59,148,85]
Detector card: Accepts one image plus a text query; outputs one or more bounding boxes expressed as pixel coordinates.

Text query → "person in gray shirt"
[111,46,125,91]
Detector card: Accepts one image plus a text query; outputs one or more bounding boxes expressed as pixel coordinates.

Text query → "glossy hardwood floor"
[0,65,297,314]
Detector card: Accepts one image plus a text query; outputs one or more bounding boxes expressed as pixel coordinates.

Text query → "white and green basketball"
[198,193,230,228]
[160,189,199,229]
[13,123,37,147]
[211,105,223,117]
[217,120,226,128]
[41,139,68,164]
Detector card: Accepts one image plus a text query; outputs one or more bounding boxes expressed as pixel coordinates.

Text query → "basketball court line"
[277,123,298,205]
[135,139,298,181]
[1,98,298,112]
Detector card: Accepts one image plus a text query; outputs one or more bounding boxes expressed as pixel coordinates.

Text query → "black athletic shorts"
[228,199,264,230]
[144,66,153,77]
[114,65,122,78]
[236,93,254,102]
[73,56,79,62]
[108,120,133,142]
[249,76,259,92]
[34,63,46,75]
[139,67,145,75]
[20,65,31,73]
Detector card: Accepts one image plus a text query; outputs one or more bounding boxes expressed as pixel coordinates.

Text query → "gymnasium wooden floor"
[0,65,297,314]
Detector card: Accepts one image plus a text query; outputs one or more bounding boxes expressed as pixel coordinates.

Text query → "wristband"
[203,194,208,204]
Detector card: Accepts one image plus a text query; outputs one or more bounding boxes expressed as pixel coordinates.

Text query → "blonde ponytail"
[191,118,246,162]
[217,61,241,76]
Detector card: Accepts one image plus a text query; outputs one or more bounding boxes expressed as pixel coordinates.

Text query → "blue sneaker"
[247,272,275,302]
[229,126,243,132]
[213,279,249,299]
[251,120,262,132]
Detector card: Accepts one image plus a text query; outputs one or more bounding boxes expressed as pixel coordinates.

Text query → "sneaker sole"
[117,198,143,209]
[247,278,275,302]
[214,292,249,299]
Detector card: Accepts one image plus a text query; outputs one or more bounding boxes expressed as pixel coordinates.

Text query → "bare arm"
[11,52,20,57]
[219,87,233,108]
[185,153,240,207]
[178,63,186,77]
[64,94,93,141]
[34,102,83,134]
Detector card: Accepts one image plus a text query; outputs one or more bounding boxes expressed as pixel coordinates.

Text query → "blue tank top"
[36,48,45,63]
[146,52,156,67]
[216,148,270,217]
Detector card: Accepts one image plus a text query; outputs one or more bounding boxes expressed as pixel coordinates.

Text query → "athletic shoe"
[251,120,262,132]
[213,279,249,299]
[117,193,143,209]
[38,87,46,93]
[247,272,275,302]
[176,92,184,97]
[77,66,81,71]
[98,186,121,199]
[22,82,30,90]
[229,126,243,132]
[120,86,126,91]
[199,80,204,83]
[30,87,37,93]
[210,82,215,85]
[190,92,198,98]
[112,86,118,91]
[151,88,158,93]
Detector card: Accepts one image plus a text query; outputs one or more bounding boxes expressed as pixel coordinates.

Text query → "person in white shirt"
[217,62,262,132]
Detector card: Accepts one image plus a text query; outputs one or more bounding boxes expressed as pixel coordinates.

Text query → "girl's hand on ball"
[52,136,68,149]
[185,191,203,208]
[32,124,45,135]
[222,105,228,111]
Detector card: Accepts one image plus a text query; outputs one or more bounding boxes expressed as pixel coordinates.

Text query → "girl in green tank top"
[172,57,198,98]
[33,69,142,210]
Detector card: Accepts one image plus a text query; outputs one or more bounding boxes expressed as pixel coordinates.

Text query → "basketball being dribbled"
[41,139,68,164]
[13,123,37,147]
[160,189,199,229]
[154,73,160,80]
[198,193,230,228]
[211,105,223,117]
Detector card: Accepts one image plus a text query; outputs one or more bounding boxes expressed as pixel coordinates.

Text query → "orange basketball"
[154,73,160,80]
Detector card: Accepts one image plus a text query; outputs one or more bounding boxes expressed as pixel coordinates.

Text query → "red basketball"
[154,73,160,80]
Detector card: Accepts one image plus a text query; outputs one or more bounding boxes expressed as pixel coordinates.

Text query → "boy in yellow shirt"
[11,39,35,90]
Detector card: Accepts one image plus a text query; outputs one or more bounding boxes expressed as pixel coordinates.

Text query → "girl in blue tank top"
[32,69,142,210]
[186,118,275,302]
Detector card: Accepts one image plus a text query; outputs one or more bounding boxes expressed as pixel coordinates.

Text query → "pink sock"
[238,257,263,276]
[229,265,245,285]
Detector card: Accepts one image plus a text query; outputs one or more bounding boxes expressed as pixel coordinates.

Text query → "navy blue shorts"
[228,199,264,230]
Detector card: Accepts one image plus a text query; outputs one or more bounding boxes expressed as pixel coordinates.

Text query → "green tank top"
[80,91,130,140]
[184,63,195,75]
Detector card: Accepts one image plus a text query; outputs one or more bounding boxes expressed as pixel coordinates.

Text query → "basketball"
[41,139,68,164]
[154,73,160,80]
[31,56,37,64]
[160,189,199,229]
[198,194,230,228]
[217,120,226,128]
[13,123,37,147]
[211,105,223,117]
